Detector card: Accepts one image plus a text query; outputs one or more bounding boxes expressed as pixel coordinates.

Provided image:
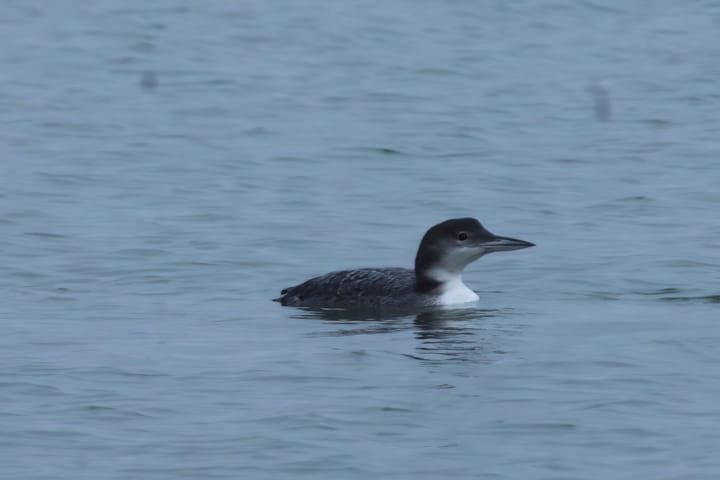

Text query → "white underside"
[428,271,480,306]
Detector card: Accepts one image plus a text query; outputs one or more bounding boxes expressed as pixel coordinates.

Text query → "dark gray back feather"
[275,268,431,308]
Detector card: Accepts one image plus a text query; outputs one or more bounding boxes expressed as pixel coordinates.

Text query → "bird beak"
[479,235,535,253]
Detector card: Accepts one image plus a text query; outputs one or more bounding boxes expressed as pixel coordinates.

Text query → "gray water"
[2,1,720,478]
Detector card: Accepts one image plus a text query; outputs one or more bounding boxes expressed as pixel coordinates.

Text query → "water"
[2,0,720,478]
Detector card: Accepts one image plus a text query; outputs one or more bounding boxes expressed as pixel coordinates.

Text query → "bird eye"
[458,232,468,241]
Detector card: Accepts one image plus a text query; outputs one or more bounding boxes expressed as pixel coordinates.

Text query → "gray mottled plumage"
[275,268,434,308]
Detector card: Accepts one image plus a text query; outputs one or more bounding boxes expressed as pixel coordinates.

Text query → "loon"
[274,218,534,309]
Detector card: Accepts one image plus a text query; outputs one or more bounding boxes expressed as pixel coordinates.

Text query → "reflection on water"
[292,306,520,362]
[291,306,413,336]
[411,309,505,363]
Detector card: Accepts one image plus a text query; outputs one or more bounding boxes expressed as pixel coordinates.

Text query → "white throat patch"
[426,269,480,305]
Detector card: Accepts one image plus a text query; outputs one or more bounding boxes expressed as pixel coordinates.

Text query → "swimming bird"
[274,218,534,309]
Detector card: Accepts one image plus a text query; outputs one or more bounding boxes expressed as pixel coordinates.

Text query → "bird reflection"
[411,308,500,362]
[291,306,516,363]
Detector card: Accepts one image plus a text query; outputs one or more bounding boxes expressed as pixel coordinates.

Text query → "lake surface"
[2,0,720,478]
